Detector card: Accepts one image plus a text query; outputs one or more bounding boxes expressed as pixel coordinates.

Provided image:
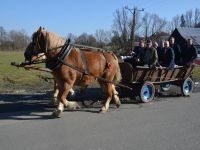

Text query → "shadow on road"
[0,87,186,121]
[0,88,125,120]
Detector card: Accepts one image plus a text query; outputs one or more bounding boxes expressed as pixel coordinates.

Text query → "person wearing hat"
[138,39,158,68]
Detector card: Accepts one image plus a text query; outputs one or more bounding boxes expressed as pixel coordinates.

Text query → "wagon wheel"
[140,82,155,103]
[160,83,171,92]
[181,77,194,96]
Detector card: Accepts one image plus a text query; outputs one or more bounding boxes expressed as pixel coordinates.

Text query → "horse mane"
[42,30,66,49]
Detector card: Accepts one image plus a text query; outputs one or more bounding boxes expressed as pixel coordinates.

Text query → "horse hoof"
[100,107,108,113]
[49,102,57,107]
[116,100,121,108]
[116,103,120,108]
[67,101,81,110]
[51,109,62,118]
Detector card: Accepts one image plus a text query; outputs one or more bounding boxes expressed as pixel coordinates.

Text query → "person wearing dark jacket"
[132,39,145,57]
[169,37,182,65]
[182,38,197,65]
[139,40,158,67]
[123,39,145,67]
[157,40,165,65]
[159,41,175,69]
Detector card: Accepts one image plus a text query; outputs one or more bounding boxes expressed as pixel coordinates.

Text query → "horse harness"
[45,42,113,83]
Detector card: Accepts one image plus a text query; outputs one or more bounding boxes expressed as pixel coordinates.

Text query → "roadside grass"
[192,65,200,81]
[0,51,52,93]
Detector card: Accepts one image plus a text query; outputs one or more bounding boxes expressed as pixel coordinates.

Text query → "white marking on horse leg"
[51,88,59,105]
[51,101,64,118]
[101,97,112,113]
[112,84,121,108]
[67,101,81,110]
[58,102,64,112]
[69,88,75,95]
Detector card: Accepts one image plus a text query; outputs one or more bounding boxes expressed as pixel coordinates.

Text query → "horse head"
[24,27,47,62]
[24,27,66,62]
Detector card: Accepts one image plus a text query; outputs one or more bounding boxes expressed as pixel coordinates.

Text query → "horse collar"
[46,44,72,70]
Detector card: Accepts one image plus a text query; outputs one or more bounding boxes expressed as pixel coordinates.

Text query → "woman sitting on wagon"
[159,41,175,69]
[138,40,158,68]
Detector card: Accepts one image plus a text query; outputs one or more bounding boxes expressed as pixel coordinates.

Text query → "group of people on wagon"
[123,37,197,69]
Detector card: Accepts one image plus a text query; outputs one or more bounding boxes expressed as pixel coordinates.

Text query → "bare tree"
[7,29,30,50]
[112,7,129,49]
[194,8,200,27]
[75,33,97,46]
[0,26,7,41]
[142,13,152,39]
[95,29,110,47]
[67,33,77,43]
[185,10,193,27]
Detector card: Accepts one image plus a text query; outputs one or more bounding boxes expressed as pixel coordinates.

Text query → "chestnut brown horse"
[24,42,76,106]
[25,27,121,118]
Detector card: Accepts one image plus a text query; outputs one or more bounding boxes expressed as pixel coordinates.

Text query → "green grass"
[192,65,200,81]
[0,51,52,93]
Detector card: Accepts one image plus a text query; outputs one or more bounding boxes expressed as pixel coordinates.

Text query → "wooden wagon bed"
[119,62,195,103]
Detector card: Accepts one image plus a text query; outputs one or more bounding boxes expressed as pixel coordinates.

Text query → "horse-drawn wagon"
[10,27,196,117]
[119,62,195,103]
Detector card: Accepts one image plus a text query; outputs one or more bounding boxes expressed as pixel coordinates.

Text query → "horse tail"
[113,56,122,83]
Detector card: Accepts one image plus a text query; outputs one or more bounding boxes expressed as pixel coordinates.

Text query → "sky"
[0,0,199,37]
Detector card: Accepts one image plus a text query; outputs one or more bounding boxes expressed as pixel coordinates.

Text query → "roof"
[176,27,200,45]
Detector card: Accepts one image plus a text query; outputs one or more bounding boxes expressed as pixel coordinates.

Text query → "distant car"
[194,57,200,65]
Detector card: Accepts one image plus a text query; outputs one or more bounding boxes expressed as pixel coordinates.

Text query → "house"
[149,32,170,43]
[170,27,200,64]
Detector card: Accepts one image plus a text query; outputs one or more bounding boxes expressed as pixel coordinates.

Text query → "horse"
[24,27,122,118]
[24,43,76,106]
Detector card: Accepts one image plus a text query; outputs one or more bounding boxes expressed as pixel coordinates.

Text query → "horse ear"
[37,26,42,33]
[67,38,71,44]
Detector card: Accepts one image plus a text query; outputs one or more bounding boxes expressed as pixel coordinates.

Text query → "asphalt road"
[0,88,200,150]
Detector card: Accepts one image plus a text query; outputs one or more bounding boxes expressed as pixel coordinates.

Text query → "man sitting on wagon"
[122,39,145,67]
[159,41,175,69]
[181,38,197,66]
[138,39,158,68]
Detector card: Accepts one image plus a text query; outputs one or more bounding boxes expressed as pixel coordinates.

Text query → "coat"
[160,47,175,69]
[182,45,197,65]
[170,43,181,65]
[139,47,158,66]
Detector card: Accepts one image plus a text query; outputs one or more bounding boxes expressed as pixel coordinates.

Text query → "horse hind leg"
[99,82,121,113]
[112,84,121,108]
[99,82,113,113]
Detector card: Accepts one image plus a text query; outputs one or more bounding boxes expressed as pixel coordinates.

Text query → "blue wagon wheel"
[160,83,171,92]
[140,82,155,103]
[181,77,194,96]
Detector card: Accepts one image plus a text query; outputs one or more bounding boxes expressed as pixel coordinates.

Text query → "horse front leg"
[51,83,80,118]
[50,79,59,106]
[51,80,76,106]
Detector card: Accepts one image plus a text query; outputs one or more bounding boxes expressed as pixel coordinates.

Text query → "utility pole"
[125,6,144,50]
